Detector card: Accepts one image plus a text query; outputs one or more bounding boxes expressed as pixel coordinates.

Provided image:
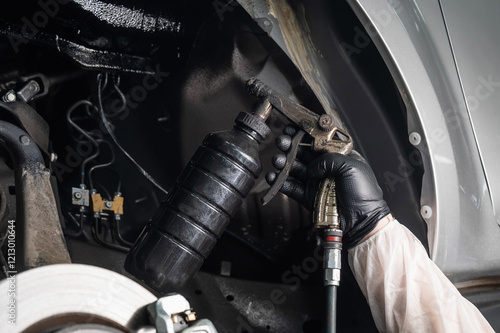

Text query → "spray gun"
[245,78,353,205]
[246,78,352,333]
[125,78,352,331]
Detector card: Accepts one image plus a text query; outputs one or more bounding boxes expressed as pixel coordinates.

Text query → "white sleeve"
[348,220,494,333]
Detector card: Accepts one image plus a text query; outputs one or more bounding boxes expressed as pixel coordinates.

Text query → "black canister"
[125,107,271,293]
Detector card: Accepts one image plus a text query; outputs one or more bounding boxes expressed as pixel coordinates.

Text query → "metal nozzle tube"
[254,98,272,121]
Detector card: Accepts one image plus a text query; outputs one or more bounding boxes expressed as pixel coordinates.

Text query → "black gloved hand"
[266,126,391,248]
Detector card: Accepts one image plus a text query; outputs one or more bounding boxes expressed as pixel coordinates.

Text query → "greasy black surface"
[0,1,213,73]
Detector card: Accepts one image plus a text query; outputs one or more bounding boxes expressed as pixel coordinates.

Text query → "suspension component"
[125,101,271,292]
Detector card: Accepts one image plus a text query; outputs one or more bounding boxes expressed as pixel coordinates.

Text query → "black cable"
[96,73,168,195]
[63,211,85,238]
[92,217,130,253]
[114,217,134,247]
[66,100,100,184]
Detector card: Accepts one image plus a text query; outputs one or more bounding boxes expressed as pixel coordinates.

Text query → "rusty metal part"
[0,121,70,270]
[247,78,353,155]
[254,98,272,121]
[238,0,347,131]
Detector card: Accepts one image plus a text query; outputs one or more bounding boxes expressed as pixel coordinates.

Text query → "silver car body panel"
[239,0,500,285]
[439,0,500,227]
[348,0,500,285]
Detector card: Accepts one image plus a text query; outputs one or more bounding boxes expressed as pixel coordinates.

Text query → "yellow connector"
[91,192,124,215]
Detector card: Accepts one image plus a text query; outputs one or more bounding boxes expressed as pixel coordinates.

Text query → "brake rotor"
[0,264,157,333]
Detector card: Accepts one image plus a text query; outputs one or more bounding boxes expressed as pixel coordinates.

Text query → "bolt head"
[104,201,113,209]
[74,192,82,199]
[300,120,312,130]
[5,91,16,102]
[318,114,335,132]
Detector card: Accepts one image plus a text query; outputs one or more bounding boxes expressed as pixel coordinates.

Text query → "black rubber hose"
[326,285,337,333]
[92,217,130,253]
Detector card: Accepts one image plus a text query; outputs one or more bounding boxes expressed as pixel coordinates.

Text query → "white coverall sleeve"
[348,220,494,333]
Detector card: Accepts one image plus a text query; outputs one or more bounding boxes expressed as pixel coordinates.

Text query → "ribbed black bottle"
[125,111,270,292]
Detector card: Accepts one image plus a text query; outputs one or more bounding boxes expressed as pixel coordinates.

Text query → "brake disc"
[0,264,157,333]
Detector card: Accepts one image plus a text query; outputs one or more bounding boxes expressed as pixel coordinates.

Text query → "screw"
[19,135,31,145]
[318,114,335,131]
[73,192,82,200]
[104,201,113,209]
[300,120,312,130]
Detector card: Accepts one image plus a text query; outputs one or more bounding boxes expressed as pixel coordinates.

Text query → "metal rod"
[326,285,337,333]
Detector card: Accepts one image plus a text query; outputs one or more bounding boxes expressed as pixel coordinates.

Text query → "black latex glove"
[266,126,391,248]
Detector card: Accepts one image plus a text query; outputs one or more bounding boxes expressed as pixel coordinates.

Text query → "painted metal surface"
[347,0,500,284]
[439,0,500,227]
